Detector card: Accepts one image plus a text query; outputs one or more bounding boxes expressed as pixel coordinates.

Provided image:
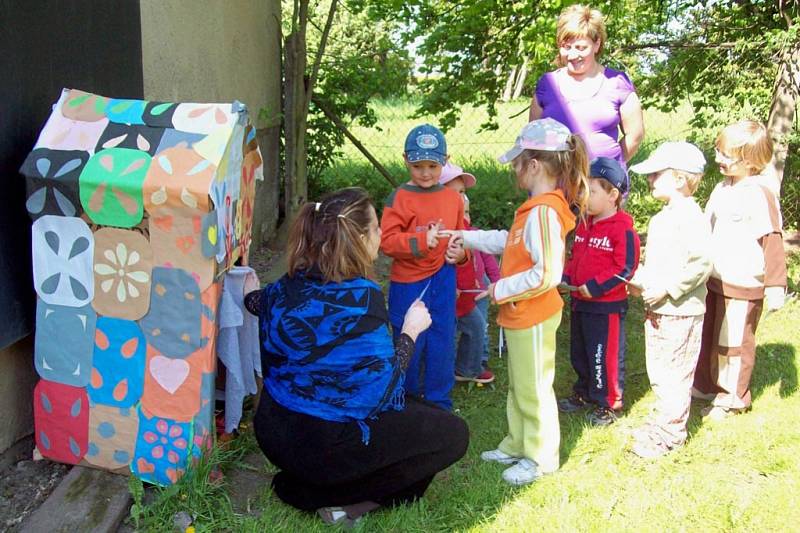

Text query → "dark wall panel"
[0,0,144,347]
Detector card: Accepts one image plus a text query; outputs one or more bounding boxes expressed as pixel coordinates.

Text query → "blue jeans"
[455,306,486,378]
[389,265,456,410]
[476,294,490,368]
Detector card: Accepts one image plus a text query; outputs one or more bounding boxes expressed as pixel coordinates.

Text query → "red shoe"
[456,370,495,384]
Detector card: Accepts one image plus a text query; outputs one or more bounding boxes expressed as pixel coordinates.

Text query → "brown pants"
[693,291,763,410]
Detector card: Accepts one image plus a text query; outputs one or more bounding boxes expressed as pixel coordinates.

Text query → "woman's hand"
[577,284,592,298]
[401,300,432,341]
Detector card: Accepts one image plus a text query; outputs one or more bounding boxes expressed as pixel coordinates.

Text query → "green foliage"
[287,0,413,182]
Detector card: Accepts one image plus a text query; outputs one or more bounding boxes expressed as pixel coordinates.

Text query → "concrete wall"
[139,0,282,248]
[0,338,37,456]
[0,0,144,460]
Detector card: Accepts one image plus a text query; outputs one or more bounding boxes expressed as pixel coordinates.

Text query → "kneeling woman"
[248,187,469,525]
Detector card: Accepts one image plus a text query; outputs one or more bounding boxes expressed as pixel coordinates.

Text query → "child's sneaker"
[631,433,671,459]
[455,370,495,384]
[557,393,589,413]
[480,449,520,465]
[691,387,715,401]
[700,404,747,421]
[501,458,541,486]
[587,406,620,426]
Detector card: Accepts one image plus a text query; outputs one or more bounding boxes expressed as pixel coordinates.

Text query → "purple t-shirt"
[536,67,635,170]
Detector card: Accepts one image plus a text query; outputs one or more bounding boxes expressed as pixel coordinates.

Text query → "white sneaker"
[501,458,541,486]
[480,449,520,465]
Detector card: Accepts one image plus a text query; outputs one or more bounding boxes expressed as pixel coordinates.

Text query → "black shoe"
[557,393,589,413]
[587,406,621,426]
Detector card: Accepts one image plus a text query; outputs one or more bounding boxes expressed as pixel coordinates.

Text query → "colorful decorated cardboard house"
[21,88,262,486]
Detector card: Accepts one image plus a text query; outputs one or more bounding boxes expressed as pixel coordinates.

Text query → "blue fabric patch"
[88,317,146,407]
[34,301,97,387]
[131,407,192,486]
[140,267,206,358]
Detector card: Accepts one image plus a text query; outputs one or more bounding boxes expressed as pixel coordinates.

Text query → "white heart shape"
[149,355,190,394]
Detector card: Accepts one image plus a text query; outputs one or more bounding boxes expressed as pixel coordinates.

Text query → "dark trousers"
[570,309,626,410]
[253,392,469,511]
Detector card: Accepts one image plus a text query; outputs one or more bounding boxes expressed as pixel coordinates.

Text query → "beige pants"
[644,312,704,448]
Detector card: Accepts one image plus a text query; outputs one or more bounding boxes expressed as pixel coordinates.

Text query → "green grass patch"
[130,266,800,531]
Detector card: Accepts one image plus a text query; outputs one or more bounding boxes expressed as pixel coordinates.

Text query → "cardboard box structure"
[21,89,262,485]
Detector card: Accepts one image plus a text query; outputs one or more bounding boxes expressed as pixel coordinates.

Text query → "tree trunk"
[283,3,309,224]
[502,66,517,101]
[512,58,529,99]
[766,37,800,187]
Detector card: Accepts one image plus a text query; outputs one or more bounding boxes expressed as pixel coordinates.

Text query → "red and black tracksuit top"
[563,210,640,314]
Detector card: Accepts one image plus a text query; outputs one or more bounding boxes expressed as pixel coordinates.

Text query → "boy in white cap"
[627,141,713,458]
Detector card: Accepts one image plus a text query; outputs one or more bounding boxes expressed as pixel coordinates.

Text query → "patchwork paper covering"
[22,88,263,485]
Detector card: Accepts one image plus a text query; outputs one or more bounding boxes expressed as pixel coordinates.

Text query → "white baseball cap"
[629,141,706,174]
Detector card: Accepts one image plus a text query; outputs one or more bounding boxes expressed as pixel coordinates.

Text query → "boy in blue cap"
[559,156,640,425]
[380,124,467,410]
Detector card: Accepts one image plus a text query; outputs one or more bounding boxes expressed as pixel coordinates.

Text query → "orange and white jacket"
[462,190,576,329]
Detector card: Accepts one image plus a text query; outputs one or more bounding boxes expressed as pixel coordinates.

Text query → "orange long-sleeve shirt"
[380,183,465,282]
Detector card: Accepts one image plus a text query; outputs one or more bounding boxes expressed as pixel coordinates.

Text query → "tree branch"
[306,0,338,104]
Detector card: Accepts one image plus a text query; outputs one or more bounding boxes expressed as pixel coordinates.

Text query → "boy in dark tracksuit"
[560,157,640,425]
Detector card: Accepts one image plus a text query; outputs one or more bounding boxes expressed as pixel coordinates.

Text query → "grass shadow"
[752,342,798,400]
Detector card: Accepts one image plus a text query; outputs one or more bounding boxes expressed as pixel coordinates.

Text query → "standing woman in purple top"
[530,4,644,193]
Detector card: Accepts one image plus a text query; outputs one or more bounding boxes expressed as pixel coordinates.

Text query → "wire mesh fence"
[322,97,798,230]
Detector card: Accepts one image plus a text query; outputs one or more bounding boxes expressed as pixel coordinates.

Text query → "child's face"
[463,198,471,225]
[647,169,684,202]
[587,177,618,216]
[715,148,749,179]
[444,176,466,198]
[405,158,444,188]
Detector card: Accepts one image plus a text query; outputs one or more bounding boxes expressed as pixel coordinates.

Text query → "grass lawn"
[129,270,800,532]
[128,101,799,530]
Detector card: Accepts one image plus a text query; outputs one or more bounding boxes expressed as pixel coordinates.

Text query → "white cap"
[629,141,706,175]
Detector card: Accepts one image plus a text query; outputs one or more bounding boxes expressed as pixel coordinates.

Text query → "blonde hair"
[556,4,607,66]
[716,120,773,175]
[516,134,590,217]
[674,169,704,194]
[286,187,375,282]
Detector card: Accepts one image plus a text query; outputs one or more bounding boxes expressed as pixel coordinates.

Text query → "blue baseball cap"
[590,157,628,194]
[404,124,447,165]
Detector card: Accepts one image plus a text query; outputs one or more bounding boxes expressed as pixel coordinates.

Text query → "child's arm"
[492,206,564,304]
[583,226,639,298]
[461,229,508,255]
[380,203,431,259]
[758,187,788,309]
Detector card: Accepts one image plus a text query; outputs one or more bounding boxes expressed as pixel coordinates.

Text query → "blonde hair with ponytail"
[286,187,376,282]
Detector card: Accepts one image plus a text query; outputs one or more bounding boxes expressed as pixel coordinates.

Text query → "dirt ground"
[0,454,69,531]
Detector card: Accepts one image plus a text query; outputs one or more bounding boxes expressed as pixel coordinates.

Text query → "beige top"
[632,196,712,316]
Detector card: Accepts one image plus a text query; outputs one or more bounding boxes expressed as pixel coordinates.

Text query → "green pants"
[498,312,562,473]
